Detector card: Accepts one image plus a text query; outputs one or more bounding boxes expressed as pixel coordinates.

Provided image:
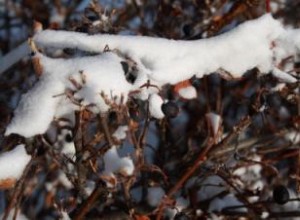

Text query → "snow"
[149,93,165,119]
[60,211,71,220]
[178,86,197,99]
[5,77,65,138]
[103,145,134,176]
[272,68,297,83]
[165,197,190,219]
[285,131,300,144]
[57,171,73,189]
[5,52,133,137]
[233,155,264,192]
[0,145,31,181]
[206,112,222,137]
[0,209,29,220]
[33,14,286,85]
[147,186,165,207]
[4,14,300,138]
[55,129,76,159]
[112,125,128,140]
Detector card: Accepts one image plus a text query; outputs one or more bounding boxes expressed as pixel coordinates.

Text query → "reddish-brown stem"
[155,139,214,220]
[73,181,107,220]
[155,116,252,219]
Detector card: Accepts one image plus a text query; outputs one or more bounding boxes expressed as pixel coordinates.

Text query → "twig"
[72,181,108,220]
[99,113,114,146]
[155,138,215,220]
[155,116,252,219]
[137,98,150,165]
[73,111,88,198]
[3,158,36,220]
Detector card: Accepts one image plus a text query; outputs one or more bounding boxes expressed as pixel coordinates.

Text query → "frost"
[0,145,31,181]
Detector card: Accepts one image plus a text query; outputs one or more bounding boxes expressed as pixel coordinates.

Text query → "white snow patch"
[5,52,133,137]
[103,146,134,176]
[149,93,165,119]
[165,197,190,219]
[272,68,297,83]
[112,125,128,140]
[0,209,29,220]
[178,86,197,99]
[285,131,300,144]
[206,112,222,137]
[58,171,73,189]
[58,129,76,158]
[0,145,31,181]
[60,211,71,220]
[5,78,65,138]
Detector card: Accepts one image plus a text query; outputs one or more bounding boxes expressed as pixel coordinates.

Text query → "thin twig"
[99,113,114,146]
[155,138,215,220]
[3,158,36,220]
[72,181,108,220]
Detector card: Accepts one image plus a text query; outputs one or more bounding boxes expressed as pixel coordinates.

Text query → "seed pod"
[161,101,179,118]
[273,185,289,205]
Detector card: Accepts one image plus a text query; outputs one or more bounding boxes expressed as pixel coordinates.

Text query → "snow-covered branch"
[4,14,300,138]
[33,14,296,84]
